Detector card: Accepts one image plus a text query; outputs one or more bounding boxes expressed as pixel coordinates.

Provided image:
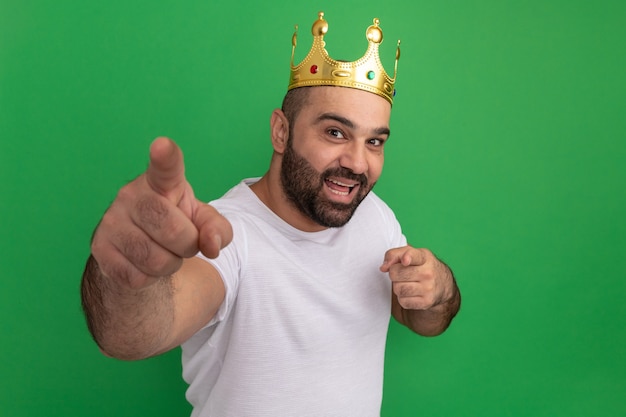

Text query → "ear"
[270,109,289,154]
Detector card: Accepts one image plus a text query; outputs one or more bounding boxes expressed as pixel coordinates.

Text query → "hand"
[91,137,233,290]
[380,246,455,311]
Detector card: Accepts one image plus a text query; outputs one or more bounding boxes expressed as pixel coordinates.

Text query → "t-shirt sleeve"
[195,213,247,328]
[371,194,407,248]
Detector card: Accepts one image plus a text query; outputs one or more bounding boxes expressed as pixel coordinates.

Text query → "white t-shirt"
[182,179,407,417]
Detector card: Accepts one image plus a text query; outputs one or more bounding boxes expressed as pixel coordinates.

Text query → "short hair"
[281,87,312,126]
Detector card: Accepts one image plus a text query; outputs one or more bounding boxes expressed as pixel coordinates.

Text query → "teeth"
[328,179,355,188]
[326,178,356,196]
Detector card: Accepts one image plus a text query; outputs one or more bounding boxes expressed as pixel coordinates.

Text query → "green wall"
[1,1,624,416]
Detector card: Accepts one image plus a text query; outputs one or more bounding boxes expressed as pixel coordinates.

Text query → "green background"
[1,0,624,416]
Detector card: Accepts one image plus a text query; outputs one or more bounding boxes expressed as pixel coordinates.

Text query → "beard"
[280,138,375,228]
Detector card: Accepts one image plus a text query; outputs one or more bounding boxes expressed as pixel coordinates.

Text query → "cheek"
[367,154,384,181]
[299,144,339,173]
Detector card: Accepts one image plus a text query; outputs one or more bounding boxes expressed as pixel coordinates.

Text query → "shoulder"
[349,191,406,247]
[209,178,260,212]
[357,191,398,221]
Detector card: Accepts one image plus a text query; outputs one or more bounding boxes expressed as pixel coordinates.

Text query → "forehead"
[300,86,391,128]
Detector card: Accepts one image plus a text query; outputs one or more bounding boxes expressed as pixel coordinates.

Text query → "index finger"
[146,137,186,199]
[380,246,427,272]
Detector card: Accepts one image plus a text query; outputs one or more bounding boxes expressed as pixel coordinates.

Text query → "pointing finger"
[380,246,428,272]
[146,137,186,200]
[380,246,411,272]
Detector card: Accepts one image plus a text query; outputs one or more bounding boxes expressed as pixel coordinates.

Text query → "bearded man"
[81,12,460,417]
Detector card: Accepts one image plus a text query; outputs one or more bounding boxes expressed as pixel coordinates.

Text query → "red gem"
[310,65,318,74]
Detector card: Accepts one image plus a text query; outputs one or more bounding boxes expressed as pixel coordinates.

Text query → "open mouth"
[324,178,358,196]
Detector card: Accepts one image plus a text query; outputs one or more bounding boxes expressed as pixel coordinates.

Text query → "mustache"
[321,167,368,188]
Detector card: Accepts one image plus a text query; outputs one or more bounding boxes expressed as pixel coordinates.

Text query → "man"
[81,12,460,416]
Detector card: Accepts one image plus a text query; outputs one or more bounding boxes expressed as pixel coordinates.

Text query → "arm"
[80,138,232,360]
[381,246,461,336]
[81,256,224,360]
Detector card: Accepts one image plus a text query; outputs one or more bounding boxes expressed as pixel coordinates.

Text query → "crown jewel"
[288,12,401,105]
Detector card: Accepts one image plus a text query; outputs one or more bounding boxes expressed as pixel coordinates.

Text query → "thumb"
[194,202,234,259]
[146,137,186,199]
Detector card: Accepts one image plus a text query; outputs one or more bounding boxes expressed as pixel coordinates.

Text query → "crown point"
[366,24,383,44]
[292,26,298,48]
[312,12,328,36]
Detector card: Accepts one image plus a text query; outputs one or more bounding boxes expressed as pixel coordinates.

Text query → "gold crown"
[288,12,400,105]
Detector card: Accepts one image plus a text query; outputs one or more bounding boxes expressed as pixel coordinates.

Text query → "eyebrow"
[316,112,391,136]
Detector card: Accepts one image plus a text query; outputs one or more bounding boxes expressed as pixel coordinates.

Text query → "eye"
[327,128,345,139]
[368,138,386,147]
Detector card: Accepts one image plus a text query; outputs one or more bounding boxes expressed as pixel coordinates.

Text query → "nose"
[338,142,368,175]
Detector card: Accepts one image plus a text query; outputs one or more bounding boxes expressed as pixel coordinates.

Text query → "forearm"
[81,255,175,360]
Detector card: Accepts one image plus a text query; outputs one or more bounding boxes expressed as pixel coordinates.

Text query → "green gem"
[367,70,375,80]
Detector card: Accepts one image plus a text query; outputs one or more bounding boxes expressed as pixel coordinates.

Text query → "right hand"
[91,137,233,290]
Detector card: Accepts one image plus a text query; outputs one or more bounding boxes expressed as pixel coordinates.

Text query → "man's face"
[280,136,371,227]
[279,87,391,228]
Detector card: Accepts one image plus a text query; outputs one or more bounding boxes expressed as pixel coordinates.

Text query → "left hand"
[380,246,455,311]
